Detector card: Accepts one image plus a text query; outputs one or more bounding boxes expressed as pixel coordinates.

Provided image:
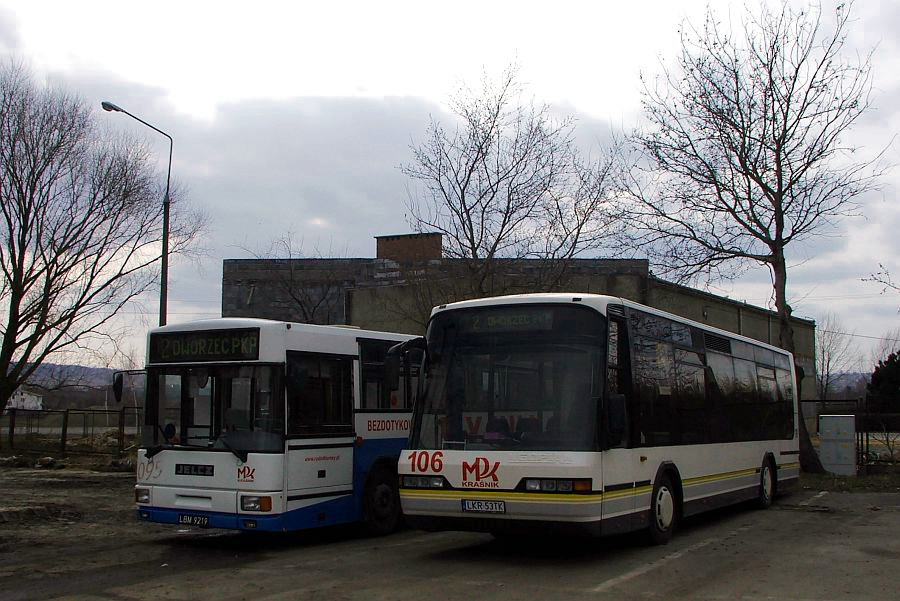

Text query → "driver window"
[253,367,277,430]
[224,377,252,432]
[159,374,182,443]
[186,373,212,446]
[606,316,630,449]
[190,375,212,427]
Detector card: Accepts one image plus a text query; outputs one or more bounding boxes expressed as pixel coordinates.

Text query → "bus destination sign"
[460,309,554,334]
[149,328,260,363]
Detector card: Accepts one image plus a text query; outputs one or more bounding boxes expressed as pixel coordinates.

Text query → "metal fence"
[0,406,143,457]
[856,412,900,465]
[812,400,896,466]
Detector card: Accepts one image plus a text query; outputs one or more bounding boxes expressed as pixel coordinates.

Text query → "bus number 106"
[407,451,443,473]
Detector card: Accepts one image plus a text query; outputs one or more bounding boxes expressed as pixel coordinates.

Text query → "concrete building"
[222,233,817,421]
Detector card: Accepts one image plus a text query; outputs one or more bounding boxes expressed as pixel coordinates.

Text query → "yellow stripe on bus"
[401,464,787,504]
[399,489,603,503]
[683,468,757,488]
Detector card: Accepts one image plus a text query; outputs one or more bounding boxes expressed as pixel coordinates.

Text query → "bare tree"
[815,313,859,401]
[872,326,900,366]
[403,66,619,299]
[865,263,899,295]
[368,260,494,333]
[869,425,899,464]
[0,62,204,412]
[244,233,350,324]
[620,1,884,472]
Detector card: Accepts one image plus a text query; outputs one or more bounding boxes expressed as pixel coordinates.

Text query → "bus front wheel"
[648,473,678,545]
[364,467,401,536]
[756,458,776,509]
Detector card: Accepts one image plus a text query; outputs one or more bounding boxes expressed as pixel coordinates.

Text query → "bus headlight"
[522,478,591,493]
[401,475,446,489]
[241,496,272,512]
[135,487,150,504]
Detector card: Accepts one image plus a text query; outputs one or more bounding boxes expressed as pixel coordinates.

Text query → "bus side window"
[286,352,353,435]
[775,367,795,438]
[706,351,735,442]
[628,309,678,446]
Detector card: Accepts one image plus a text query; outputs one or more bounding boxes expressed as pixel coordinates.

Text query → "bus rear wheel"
[364,467,401,536]
[647,473,678,545]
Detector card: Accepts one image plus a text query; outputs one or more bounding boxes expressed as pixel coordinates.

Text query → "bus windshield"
[412,305,606,451]
[144,364,283,456]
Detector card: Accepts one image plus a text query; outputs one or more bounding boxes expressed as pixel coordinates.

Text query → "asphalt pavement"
[0,469,897,600]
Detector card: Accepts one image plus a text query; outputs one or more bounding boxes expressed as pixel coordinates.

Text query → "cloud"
[0,7,21,53]
[176,95,442,259]
[32,66,454,325]
[8,12,900,367]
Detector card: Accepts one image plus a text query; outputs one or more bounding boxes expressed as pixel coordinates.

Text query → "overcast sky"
[1,0,898,369]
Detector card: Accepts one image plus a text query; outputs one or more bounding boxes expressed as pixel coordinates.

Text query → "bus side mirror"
[112,372,124,403]
[385,337,426,390]
[111,369,145,404]
[384,355,401,391]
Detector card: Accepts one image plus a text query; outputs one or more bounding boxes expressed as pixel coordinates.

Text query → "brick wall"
[375,233,442,262]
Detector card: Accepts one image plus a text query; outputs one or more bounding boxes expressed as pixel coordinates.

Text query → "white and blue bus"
[396,294,800,543]
[118,318,417,534]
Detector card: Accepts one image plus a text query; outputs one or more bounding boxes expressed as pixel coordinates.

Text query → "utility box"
[819,414,857,476]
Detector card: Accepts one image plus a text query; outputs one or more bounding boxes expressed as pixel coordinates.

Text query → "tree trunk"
[773,255,825,474]
[0,379,13,416]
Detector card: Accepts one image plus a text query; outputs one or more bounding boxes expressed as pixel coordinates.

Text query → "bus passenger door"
[284,353,355,510]
[601,310,636,534]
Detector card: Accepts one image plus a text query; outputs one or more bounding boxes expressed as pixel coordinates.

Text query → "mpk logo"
[461,457,500,488]
[237,465,255,483]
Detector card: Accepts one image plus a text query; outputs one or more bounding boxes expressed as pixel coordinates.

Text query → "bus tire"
[364,467,401,536]
[756,457,776,509]
[647,473,678,545]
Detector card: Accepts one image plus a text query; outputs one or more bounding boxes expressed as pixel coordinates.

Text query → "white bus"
[395,294,800,543]
[117,318,417,534]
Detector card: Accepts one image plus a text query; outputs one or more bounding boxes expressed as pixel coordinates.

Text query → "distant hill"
[822,371,870,401]
[25,363,116,390]
[833,372,869,387]
[19,363,121,410]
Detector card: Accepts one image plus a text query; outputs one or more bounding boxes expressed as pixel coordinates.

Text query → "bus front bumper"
[136,506,288,532]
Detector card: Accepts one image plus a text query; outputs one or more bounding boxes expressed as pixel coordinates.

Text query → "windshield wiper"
[217,437,249,462]
[145,445,166,459]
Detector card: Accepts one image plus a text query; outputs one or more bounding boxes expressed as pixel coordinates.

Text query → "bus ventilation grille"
[704,333,732,354]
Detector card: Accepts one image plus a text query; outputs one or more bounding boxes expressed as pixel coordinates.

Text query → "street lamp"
[101,101,173,327]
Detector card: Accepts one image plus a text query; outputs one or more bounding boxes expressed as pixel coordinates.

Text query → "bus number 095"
[407,451,443,473]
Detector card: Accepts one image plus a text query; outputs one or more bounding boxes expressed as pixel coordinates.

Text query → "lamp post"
[101,101,173,327]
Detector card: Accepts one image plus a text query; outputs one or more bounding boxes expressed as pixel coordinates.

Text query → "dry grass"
[800,469,900,492]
